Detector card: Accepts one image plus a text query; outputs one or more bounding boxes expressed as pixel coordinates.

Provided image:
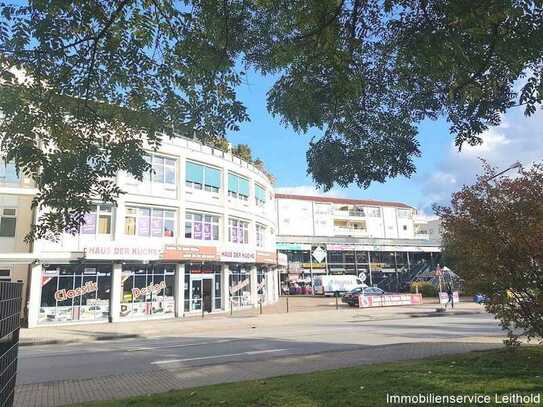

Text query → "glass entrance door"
[190,274,214,312]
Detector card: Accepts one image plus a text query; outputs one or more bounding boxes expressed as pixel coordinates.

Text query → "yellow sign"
[302,263,325,269]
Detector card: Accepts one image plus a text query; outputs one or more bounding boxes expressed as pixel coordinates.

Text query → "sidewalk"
[20,299,485,346]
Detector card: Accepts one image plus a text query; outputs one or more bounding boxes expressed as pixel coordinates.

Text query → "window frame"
[124,205,176,238]
[185,161,221,193]
[184,211,220,241]
[255,184,266,206]
[81,204,113,236]
[228,172,250,201]
[0,208,17,237]
[228,218,249,244]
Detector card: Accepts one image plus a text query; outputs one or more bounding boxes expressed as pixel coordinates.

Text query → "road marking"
[151,348,288,365]
[125,339,234,352]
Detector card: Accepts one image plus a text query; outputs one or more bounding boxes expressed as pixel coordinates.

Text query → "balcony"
[333,226,368,237]
[333,210,366,219]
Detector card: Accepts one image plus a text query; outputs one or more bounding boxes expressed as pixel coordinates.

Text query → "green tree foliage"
[1,1,542,238]
[436,163,543,344]
[231,143,252,162]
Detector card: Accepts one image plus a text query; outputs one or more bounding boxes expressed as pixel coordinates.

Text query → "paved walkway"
[21,298,478,346]
[14,341,501,407]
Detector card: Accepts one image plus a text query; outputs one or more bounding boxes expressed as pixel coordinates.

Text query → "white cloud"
[275,185,347,197]
[418,108,543,213]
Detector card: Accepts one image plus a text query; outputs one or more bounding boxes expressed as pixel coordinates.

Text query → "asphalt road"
[18,312,503,386]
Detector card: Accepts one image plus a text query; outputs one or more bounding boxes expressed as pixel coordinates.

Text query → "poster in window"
[237,224,243,243]
[194,222,202,239]
[203,223,211,240]
[151,216,163,237]
[138,216,150,236]
[81,212,97,234]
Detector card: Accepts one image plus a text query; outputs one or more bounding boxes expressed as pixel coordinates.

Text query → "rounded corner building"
[0,135,283,327]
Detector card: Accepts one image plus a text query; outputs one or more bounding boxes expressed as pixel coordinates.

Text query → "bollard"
[230,298,233,316]
[201,297,205,319]
[259,299,263,315]
[286,295,289,313]
[335,291,339,310]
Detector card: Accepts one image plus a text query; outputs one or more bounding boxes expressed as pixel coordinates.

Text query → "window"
[229,218,249,244]
[0,269,10,281]
[125,206,175,237]
[0,208,16,237]
[151,155,176,185]
[81,205,112,235]
[228,173,249,200]
[256,224,266,247]
[365,207,381,217]
[255,184,266,206]
[185,212,220,241]
[397,208,412,219]
[0,161,20,184]
[186,161,221,192]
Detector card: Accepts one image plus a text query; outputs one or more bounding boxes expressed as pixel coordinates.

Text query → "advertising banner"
[85,242,162,260]
[151,216,163,237]
[358,293,423,308]
[203,223,212,240]
[194,222,203,240]
[81,212,97,234]
[162,245,219,261]
[256,250,277,264]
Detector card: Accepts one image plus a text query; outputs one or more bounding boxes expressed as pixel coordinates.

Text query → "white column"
[266,268,273,304]
[221,264,230,311]
[273,268,280,302]
[250,265,258,307]
[110,263,122,323]
[27,262,42,328]
[175,263,185,318]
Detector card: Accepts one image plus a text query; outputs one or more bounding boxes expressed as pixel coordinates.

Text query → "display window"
[229,266,252,308]
[120,264,175,319]
[257,267,268,303]
[39,264,112,324]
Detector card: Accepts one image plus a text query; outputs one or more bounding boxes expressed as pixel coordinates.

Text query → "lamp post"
[486,161,522,182]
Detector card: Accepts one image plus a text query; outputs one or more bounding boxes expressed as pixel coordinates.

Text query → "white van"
[313,275,367,296]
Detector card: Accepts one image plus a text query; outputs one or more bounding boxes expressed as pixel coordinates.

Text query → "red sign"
[132,281,166,299]
[256,250,277,264]
[358,293,423,308]
[163,245,219,261]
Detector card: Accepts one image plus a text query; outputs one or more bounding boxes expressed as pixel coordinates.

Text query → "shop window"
[228,218,249,244]
[125,206,175,237]
[228,172,249,200]
[186,161,221,192]
[229,267,252,308]
[185,212,220,240]
[256,223,266,248]
[0,269,10,281]
[120,264,175,319]
[255,184,266,206]
[0,208,16,237]
[81,205,112,235]
[39,265,112,324]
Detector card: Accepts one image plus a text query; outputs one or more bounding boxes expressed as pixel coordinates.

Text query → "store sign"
[163,245,219,261]
[302,262,325,269]
[358,293,423,308]
[439,291,460,305]
[230,278,250,294]
[54,281,98,302]
[312,246,327,263]
[257,281,266,291]
[256,250,277,264]
[275,243,311,251]
[85,243,162,260]
[220,248,255,263]
[326,244,441,253]
[132,281,166,299]
[277,253,288,266]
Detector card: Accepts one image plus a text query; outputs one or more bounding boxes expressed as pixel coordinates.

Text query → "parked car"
[473,294,488,304]
[347,287,385,307]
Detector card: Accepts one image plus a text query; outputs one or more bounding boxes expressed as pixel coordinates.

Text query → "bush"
[410,281,437,297]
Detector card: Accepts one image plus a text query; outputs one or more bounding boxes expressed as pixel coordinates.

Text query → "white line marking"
[126,339,234,352]
[151,348,288,365]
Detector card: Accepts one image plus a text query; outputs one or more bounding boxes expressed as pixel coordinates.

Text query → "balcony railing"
[334,210,366,218]
[334,227,368,237]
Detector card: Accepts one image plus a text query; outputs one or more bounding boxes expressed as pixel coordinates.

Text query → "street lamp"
[486,161,522,182]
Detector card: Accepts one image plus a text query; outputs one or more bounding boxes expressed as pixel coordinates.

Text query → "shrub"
[410,281,437,297]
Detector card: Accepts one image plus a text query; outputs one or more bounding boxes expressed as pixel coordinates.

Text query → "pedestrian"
[446,285,454,309]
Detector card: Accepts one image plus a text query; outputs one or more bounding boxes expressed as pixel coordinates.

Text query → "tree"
[1,1,542,239]
[436,163,543,345]
[231,144,252,162]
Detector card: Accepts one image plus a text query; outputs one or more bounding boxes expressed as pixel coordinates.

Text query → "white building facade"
[0,136,281,327]
[275,194,441,288]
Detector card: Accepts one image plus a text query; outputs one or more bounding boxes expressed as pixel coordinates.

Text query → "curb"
[19,333,140,347]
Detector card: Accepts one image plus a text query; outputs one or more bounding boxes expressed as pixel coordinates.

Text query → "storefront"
[229,265,252,308]
[39,264,112,324]
[120,264,175,320]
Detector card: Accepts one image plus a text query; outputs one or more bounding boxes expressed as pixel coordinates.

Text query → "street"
[15,305,505,406]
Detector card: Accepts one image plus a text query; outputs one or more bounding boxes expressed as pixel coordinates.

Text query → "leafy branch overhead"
[0,1,542,239]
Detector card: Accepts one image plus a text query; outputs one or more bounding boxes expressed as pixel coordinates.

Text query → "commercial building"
[275,194,441,288]
[0,135,282,327]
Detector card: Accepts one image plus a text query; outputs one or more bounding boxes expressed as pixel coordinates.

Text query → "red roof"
[274,193,413,209]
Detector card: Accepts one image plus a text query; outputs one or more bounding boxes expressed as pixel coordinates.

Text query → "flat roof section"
[275,193,413,209]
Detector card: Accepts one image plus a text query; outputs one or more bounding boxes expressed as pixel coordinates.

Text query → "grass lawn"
[74,347,543,406]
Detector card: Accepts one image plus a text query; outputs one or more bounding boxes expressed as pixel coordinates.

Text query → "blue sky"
[227,71,543,213]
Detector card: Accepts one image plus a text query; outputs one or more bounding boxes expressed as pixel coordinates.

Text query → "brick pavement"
[14,341,502,407]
